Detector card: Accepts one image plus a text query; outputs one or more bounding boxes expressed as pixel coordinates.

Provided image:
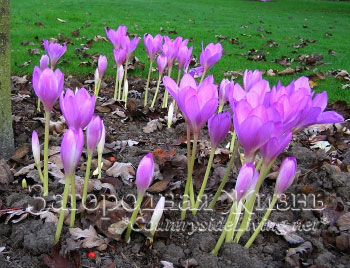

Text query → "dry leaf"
[148,180,170,193]
[106,162,135,184]
[143,119,162,133]
[69,225,108,250]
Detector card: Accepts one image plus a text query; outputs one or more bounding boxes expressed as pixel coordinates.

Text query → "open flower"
[60,88,96,130]
[233,99,281,161]
[177,45,193,71]
[208,112,232,148]
[243,70,263,91]
[60,128,84,177]
[105,26,127,49]
[200,42,222,73]
[136,153,154,194]
[32,67,64,112]
[43,40,67,68]
[163,74,218,134]
[121,36,140,59]
[144,34,163,61]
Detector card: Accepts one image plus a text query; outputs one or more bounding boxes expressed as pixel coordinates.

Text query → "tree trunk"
[0,0,14,159]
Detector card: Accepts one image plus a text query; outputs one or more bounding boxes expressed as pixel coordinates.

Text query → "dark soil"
[1,74,350,268]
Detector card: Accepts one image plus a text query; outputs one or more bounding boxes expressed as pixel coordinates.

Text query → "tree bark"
[0,0,14,159]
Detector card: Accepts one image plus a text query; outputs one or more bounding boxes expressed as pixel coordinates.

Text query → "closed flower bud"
[208,112,232,148]
[86,116,103,154]
[32,130,41,166]
[275,157,297,195]
[97,123,106,155]
[40,55,49,71]
[117,65,124,82]
[60,128,84,177]
[98,55,108,78]
[235,163,258,202]
[136,153,154,194]
[157,54,167,75]
[150,196,165,236]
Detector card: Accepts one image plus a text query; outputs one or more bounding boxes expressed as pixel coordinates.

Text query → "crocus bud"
[157,54,167,75]
[60,88,96,130]
[150,196,165,235]
[94,68,99,84]
[275,157,297,195]
[97,123,106,155]
[43,40,67,68]
[32,67,64,112]
[167,102,174,128]
[40,55,49,71]
[98,55,108,78]
[208,112,232,148]
[235,163,257,202]
[114,48,127,67]
[86,116,103,154]
[136,153,154,194]
[219,79,234,106]
[60,128,84,177]
[32,130,40,166]
[117,65,124,82]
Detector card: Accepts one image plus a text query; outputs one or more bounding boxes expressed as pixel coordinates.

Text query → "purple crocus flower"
[136,153,154,194]
[275,157,297,195]
[60,88,96,130]
[200,42,223,74]
[208,112,232,148]
[157,54,168,75]
[243,70,263,91]
[269,77,344,132]
[219,79,234,107]
[113,48,127,68]
[43,40,67,68]
[60,128,84,177]
[32,67,64,112]
[260,132,292,164]
[235,163,258,202]
[32,130,40,166]
[121,35,140,59]
[40,55,49,71]
[233,99,281,161]
[177,45,193,71]
[98,55,108,78]
[105,26,128,49]
[144,34,163,61]
[163,73,218,134]
[86,116,103,154]
[162,36,178,72]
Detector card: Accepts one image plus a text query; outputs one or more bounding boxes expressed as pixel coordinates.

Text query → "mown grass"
[11,0,350,101]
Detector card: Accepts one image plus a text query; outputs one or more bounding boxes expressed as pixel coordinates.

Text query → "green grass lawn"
[11,0,350,101]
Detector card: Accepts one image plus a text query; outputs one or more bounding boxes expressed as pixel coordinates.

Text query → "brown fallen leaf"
[152,148,176,164]
[96,106,111,113]
[42,245,80,268]
[70,225,109,251]
[11,145,30,161]
[148,180,170,193]
[278,67,295,76]
[106,162,135,184]
[34,21,44,27]
[28,49,41,55]
[71,29,80,37]
[0,159,14,186]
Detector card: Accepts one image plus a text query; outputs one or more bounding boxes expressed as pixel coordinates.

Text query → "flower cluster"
[30,26,344,250]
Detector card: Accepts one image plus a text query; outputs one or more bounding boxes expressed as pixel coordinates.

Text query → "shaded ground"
[1,75,350,267]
